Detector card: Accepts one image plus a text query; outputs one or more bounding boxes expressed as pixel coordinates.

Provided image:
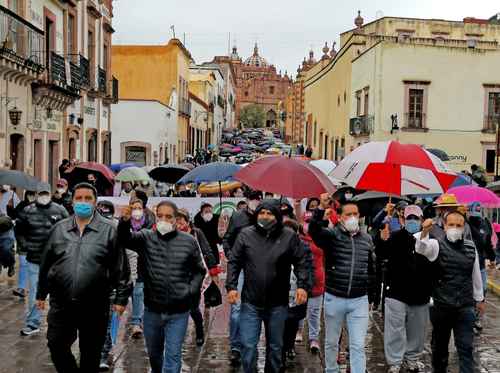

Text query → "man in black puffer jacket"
[309,194,376,373]
[118,200,206,373]
[15,184,68,337]
[226,199,310,373]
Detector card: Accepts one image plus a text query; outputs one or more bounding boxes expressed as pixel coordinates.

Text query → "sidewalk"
[487,268,500,297]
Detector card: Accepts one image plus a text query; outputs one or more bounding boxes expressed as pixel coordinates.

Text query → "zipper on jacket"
[72,234,83,300]
[347,235,356,296]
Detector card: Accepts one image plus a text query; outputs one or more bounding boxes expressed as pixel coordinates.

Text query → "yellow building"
[304,13,500,174]
[112,38,192,162]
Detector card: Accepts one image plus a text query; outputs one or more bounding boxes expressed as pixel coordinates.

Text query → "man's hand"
[113,304,126,315]
[36,300,46,311]
[319,193,331,209]
[295,288,308,305]
[380,224,390,241]
[227,290,239,304]
[487,260,496,270]
[477,301,486,315]
[121,206,132,221]
[385,203,395,215]
[421,219,433,238]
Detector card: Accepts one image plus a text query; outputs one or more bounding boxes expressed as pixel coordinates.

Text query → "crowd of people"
[0,175,498,373]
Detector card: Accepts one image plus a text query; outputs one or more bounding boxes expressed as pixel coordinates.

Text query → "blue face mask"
[405,219,421,234]
[74,202,94,219]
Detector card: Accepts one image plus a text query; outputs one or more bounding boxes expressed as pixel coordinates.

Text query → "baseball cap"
[36,183,51,194]
[404,205,423,219]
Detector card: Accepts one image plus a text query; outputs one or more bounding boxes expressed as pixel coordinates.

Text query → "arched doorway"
[86,129,97,162]
[266,110,277,128]
[9,134,25,171]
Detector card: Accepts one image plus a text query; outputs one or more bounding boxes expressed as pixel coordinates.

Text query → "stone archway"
[65,125,81,160]
[9,134,25,171]
[266,109,277,128]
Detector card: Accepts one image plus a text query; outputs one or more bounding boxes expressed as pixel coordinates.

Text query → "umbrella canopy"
[115,166,151,183]
[179,162,195,171]
[177,162,241,184]
[426,148,450,161]
[310,159,337,176]
[234,156,336,198]
[446,185,500,208]
[110,162,138,173]
[149,164,190,184]
[352,191,410,202]
[450,174,476,188]
[331,141,457,196]
[69,162,114,196]
[0,170,41,190]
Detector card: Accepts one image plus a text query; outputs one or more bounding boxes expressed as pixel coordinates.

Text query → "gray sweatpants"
[384,297,429,366]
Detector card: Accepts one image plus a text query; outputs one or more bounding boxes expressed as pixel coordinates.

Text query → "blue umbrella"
[110,162,138,173]
[177,162,241,184]
[449,174,476,188]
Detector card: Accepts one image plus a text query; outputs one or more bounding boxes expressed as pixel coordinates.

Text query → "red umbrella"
[234,155,336,198]
[70,162,115,195]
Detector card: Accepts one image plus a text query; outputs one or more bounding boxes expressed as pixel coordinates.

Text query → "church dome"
[244,43,269,68]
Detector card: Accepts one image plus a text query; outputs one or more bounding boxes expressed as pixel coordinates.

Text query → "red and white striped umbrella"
[330,141,457,195]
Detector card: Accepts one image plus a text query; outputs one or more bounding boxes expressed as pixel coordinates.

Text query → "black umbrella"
[0,170,41,190]
[149,164,191,184]
[426,148,450,161]
[352,191,410,220]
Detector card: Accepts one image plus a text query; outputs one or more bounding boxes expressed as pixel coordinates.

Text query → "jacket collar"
[67,213,100,233]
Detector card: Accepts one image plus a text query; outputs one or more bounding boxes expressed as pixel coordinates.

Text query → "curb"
[488,279,500,297]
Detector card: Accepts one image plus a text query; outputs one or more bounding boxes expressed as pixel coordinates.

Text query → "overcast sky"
[113,0,499,78]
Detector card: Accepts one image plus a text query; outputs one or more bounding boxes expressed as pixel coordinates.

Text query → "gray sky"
[114,0,499,78]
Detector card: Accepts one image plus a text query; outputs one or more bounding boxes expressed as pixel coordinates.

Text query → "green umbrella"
[115,166,151,182]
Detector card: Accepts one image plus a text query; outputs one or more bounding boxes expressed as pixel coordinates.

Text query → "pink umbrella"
[446,185,500,208]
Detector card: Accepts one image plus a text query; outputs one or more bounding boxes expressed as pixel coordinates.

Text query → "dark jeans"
[430,304,475,373]
[47,300,109,373]
[240,302,288,373]
[283,304,307,353]
[190,295,204,337]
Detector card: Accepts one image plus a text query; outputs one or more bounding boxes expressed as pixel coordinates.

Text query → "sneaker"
[387,365,401,373]
[12,288,26,298]
[403,360,425,372]
[7,265,15,277]
[131,325,143,339]
[20,326,40,336]
[230,350,241,367]
[310,340,320,354]
[99,361,110,371]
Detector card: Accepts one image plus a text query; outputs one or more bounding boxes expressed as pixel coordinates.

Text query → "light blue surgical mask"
[74,202,94,219]
[405,219,421,234]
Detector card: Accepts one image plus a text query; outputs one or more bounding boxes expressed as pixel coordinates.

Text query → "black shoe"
[230,350,241,366]
[7,265,15,277]
[12,288,26,298]
[474,320,483,331]
[196,335,204,347]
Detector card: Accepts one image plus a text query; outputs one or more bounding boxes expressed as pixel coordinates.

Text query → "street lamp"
[8,107,22,126]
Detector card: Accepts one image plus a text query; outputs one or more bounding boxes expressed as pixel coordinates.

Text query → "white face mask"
[202,212,213,222]
[344,193,353,201]
[343,216,359,233]
[37,195,51,205]
[446,227,464,243]
[248,200,260,212]
[131,209,144,220]
[56,188,66,195]
[157,221,175,235]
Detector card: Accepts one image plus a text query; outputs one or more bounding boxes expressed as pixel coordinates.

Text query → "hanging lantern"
[8,107,22,126]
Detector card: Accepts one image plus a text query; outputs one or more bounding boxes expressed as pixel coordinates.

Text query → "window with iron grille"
[408,88,424,128]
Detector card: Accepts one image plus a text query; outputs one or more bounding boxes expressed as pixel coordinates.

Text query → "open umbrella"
[310,159,337,176]
[115,166,151,183]
[70,162,114,195]
[234,156,336,198]
[177,162,241,184]
[446,185,500,208]
[149,164,190,184]
[0,170,41,190]
[426,148,450,162]
[110,162,138,173]
[179,162,195,171]
[331,141,457,196]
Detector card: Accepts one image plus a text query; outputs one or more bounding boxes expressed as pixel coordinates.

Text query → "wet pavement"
[1,269,500,373]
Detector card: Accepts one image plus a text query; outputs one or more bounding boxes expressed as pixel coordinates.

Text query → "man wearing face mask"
[15,184,69,336]
[0,183,20,217]
[118,201,206,373]
[415,212,484,373]
[226,199,310,373]
[378,205,433,373]
[194,203,221,265]
[36,182,131,372]
[309,193,377,373]
[52,179,73,215]
[222,190,262,366]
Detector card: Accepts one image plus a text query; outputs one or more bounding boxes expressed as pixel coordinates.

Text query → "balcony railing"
[484,113,500,133]
[0,5,44,73]
[404,113,427,129]
[49,52,81,96]
[98,67,107,93]
[349,115,374,136]
[79,55,90,88]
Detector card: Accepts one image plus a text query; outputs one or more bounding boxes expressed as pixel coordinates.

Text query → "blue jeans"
[131,281,144,326]
[480,268,487,295]
[17,254,28,290]
[229,271,244,352]
[26,262,41,328]
[307,295,323,342]
[239,303,288,373]
[143,308,189,373]
[323,293,369,373]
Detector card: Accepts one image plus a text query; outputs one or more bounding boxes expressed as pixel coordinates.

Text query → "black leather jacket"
[15,201,69,264]
[36,213,132,306]
[118,220,207,314]
[222,209,254,257]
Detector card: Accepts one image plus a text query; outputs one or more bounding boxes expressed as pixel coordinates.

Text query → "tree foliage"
[240,104,266,128]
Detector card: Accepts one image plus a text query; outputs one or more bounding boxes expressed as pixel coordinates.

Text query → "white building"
[111,99,177,166]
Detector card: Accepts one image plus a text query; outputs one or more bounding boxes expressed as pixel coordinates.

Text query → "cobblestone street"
[1,271,500,373]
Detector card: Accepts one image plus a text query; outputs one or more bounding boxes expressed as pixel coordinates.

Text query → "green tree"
[240,104,266,128]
